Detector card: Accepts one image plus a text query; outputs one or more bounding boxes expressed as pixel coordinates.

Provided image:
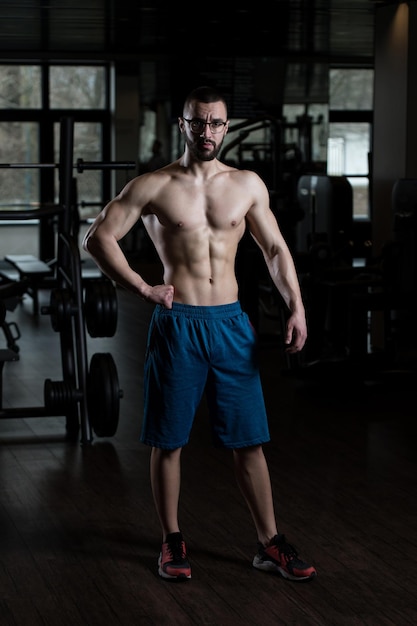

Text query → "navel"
[209,277,213,284]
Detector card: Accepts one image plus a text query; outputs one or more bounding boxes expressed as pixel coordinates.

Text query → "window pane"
[284,63,329,104]
[282,104,305,124]
[327,123,370,175]
[75,122,103,219]
[54,121,102,219]
[348,177,369,220]
[329,69,373,110]
[328,122,371,219]
[140,108,157,164]
[0,122,39,209]
[283,103,328,163]
[0,65,41,108]
[49,66,106,109]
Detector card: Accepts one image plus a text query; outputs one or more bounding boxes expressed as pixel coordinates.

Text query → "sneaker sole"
[252,555,316,582]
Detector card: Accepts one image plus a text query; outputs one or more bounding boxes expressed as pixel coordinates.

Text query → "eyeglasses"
[182,118,227,134]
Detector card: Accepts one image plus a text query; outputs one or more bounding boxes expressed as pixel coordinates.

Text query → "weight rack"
[0,116,136,444]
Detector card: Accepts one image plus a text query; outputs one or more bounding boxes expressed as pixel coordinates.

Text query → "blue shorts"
[140,301,270,450]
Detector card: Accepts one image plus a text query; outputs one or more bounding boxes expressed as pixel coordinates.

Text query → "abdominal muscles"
[160,227,242,306]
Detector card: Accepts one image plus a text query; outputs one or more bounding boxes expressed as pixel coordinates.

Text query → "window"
[328,69,373,219]
[0,65,41,108]
[0,122,39,209]
[0,63,110,216]
[0,62,111,259]
[327,122,371,219]
[49,66,106,109]
[53,120,103,220]
[282,103,328,163]
[329,69,373,110]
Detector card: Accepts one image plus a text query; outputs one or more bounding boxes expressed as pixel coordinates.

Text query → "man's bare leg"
[233,445,278,546]
[150,446,191,580]
[150,446,182,540]
[234,445,317,580]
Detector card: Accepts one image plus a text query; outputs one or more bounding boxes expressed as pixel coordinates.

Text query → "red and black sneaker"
[158,532,191,581]
[253,534,317,581]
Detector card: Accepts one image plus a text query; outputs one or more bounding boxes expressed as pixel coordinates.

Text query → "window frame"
[0,61,112,259]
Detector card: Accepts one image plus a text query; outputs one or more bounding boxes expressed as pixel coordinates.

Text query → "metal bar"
[0,205,62,221]
[59,117,75,238]
[58,231,93,446]
[0,407,67,418]
[0,163,57,168]
[76,158,136,172]
[0,160,136,171]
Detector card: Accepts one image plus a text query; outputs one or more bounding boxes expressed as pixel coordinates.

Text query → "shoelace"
[273,536,299,561]
[166,540,186,562]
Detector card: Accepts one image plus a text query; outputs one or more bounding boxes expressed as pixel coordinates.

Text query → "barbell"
[0,159,136,171]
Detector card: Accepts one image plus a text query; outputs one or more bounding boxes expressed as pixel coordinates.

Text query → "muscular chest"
[145,183,248,234]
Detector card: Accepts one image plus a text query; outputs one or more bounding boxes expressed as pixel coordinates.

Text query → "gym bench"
[4,254,54,314]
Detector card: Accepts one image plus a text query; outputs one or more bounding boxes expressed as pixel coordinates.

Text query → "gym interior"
[0,2,416,624]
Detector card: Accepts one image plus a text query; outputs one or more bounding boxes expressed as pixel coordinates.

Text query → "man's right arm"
[82,179,174,308]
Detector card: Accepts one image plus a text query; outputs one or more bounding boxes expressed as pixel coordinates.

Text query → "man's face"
[179,100,229,161]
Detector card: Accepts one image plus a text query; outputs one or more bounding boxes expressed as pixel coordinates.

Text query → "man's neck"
[179,152,220,176]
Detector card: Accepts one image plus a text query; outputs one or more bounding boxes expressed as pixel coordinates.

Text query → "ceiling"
[0,0,382,63]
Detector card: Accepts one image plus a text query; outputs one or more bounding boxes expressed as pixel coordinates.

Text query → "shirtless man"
[82,86,317,583]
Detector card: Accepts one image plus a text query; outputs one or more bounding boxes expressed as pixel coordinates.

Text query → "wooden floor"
[1,259,417,625]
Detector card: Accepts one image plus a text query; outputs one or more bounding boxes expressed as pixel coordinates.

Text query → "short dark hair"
[183,86,228,116]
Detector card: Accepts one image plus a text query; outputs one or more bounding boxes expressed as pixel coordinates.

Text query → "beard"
[185,135,224,161]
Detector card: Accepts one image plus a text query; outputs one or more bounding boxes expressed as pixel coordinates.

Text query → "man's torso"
[140,163,257,306]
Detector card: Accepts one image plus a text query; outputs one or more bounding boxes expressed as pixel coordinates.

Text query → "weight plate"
[50,288,73,332]
[84,280,118,337]
[87,352,121,437]
[43,378,80,441]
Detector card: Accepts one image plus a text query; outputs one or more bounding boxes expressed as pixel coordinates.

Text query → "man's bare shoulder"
[122,161,179,196]
[222,163,266,190]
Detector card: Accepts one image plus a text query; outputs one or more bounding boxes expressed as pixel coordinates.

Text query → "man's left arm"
[245,174,307,353]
